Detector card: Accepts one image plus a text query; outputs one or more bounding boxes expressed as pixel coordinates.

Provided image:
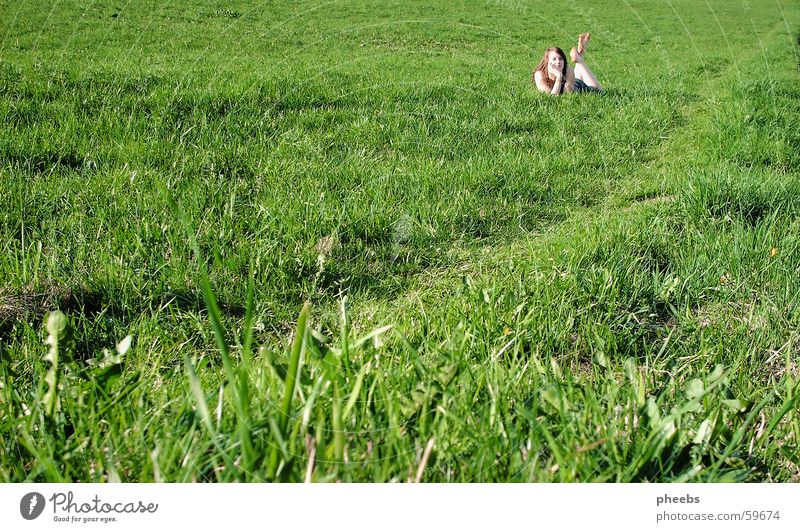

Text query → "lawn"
[1,0,799,481]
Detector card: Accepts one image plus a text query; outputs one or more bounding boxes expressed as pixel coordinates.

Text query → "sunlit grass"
[1,0,799,482]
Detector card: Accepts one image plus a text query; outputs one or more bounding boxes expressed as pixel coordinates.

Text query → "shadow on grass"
[0,283,248,357]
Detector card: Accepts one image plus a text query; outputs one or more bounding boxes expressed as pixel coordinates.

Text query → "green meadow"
[1,0,799,481]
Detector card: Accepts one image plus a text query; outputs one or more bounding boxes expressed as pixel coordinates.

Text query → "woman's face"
[547,51,564,75]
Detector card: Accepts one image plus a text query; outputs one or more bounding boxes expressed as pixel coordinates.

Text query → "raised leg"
[577,32,591,55]
[570,48,602,90]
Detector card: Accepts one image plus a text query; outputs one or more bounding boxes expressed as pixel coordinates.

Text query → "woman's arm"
[533,70,562,95]
[564,67,576,92]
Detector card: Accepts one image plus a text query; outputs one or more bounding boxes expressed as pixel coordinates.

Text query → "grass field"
[1,0,799,482]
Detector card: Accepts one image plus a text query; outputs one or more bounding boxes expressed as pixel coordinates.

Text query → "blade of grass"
[267,301,311,480]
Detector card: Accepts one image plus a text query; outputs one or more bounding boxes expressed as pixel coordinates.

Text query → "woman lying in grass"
[532,33,602,95]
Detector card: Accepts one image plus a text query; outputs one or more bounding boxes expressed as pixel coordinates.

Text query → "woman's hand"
[548,67,564,95]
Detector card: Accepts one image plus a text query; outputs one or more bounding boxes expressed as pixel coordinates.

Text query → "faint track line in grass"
[663,0,707,71]
[0,0,30,49]
[773,0,800,65]
[751,19,776,97]
[68,0,142,79]
[23,0,64,55]
[53,0,101,67]
[121,0,175,64]
[621,0,677,82]
[170,0,343,92]
[704,0,744,84]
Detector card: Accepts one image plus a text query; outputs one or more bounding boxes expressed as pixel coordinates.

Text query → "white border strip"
[2,483,799,531]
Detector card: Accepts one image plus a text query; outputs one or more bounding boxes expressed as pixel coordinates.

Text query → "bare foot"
[570,47,583,64]
[577,32,591,54]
